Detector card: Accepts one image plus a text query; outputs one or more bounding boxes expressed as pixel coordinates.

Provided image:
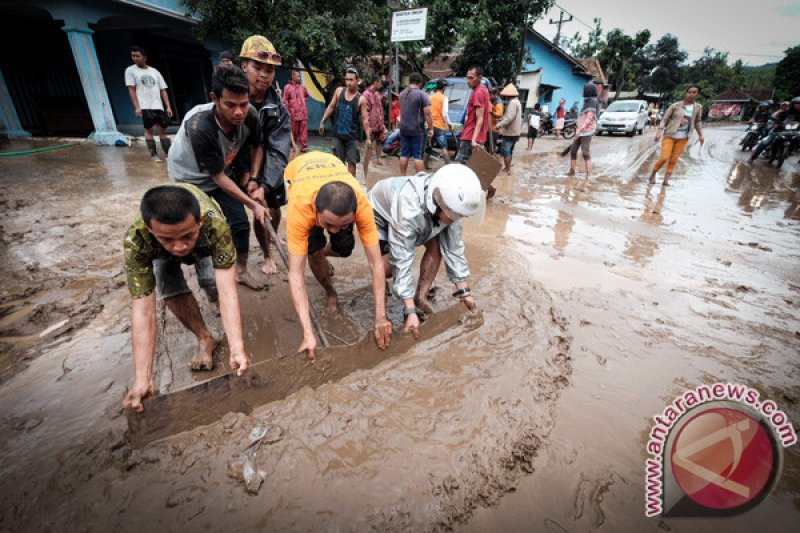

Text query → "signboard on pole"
[391,8,428,42]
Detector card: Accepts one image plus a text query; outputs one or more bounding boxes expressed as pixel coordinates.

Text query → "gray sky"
[532,0,799,65]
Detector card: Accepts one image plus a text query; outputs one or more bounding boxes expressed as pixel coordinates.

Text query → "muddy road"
[0,126,798,531]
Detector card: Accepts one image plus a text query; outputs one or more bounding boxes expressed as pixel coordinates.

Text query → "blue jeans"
[154,256,215,300]
[433,128,448,150]
[209,187,249,254]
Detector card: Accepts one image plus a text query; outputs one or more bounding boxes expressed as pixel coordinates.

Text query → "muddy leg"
[308,247,339,317]
[163,293,218,370]
[414,237,442,315]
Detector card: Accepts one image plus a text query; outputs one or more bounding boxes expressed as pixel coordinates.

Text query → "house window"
[542,89,553,103]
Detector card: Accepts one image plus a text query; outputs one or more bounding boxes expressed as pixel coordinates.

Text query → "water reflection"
[553,177,582,256]
[623,184,667,266]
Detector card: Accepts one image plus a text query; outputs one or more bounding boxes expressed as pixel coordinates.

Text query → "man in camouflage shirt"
[122,183,251,412]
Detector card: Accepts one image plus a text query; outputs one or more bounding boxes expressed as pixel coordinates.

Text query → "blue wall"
[522,33,592,113]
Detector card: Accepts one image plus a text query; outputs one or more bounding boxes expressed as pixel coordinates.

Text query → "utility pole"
[549,10,573,48]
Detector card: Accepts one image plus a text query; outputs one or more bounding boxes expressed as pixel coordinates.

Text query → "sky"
[532,0,799,66]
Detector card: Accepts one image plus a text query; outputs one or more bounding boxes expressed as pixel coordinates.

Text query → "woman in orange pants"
[650,85,705,186]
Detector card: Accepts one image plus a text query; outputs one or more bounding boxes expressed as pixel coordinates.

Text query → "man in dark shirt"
[398,72,434,175]
[168,65,267,288]
[239,35,293,275]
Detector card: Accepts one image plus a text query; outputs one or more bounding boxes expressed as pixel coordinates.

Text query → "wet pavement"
[0,126,798,531]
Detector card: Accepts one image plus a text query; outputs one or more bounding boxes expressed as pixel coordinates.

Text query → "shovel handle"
[263,217,330,348]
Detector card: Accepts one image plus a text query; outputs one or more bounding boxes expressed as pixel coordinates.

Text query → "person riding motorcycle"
[749,97,800,163]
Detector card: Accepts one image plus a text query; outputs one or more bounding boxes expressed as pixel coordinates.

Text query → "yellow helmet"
[239,35,282,65]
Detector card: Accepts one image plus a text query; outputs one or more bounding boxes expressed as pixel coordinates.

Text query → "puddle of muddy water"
[1,130,798,531]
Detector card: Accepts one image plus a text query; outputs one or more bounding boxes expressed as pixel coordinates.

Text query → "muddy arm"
[364,243,391,349]
[123,293,157,412]
[214,266,250,375]
[287,253,318,358]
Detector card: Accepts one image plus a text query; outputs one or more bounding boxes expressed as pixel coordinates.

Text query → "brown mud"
[0,128,798,531]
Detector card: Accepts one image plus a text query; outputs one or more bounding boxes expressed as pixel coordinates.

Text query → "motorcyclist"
[740,101,772,146]
[748,97,800,163]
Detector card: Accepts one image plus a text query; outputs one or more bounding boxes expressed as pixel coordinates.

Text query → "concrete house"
[517,27,594,113]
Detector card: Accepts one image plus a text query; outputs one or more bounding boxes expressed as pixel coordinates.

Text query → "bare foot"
[375,158,384,166]
[322,294,339,318]
[189,336,218,371]
[237,269,268,290]
[261,258,278,275]
[415,297,434,316]
[648,173,656,184]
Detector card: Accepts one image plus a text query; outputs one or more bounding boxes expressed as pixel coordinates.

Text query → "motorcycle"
[740,122,767,151]
[767,121,800,169]
[539,113,577,139]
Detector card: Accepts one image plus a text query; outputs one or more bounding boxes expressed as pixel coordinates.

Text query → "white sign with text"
[391,8,428,42]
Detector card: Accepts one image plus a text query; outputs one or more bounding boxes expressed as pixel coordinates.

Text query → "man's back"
[430,92,447,130]
[399,87,430,136]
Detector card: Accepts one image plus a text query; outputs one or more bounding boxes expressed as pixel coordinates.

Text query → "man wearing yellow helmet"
[239,35,293,276]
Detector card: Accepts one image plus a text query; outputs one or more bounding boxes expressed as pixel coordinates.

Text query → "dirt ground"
[0,125,798,531]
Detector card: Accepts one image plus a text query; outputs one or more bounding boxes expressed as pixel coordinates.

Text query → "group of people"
[121,35,486,412]
[746,97,800,164]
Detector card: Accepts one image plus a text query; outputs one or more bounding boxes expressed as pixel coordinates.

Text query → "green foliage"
[638,34,687,95]
[774,45,800,100]
[597,28,650,96]
[182,0,390,102]
[673,48,744,108]
[183,0,554,100]
[447,0,554,84]
[563,17,603,58]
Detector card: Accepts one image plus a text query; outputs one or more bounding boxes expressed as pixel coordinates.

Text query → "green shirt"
[123,183,237,299]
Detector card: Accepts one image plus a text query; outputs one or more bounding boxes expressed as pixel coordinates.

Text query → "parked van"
[596,99,649,136]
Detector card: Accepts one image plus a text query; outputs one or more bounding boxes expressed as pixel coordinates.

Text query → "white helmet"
[425,164,483,219]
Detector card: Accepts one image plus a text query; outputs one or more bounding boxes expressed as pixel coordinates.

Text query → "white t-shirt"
[674,104,694,139]
[125,65,167,111]
[529,112,541,129]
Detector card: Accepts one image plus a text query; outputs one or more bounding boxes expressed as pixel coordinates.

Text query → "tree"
[640,34,687,95]
[183,0,555,101]
[563,17,604,58]
[598,28,651,97]
[182,0,390,103]
[449,0,554,83]
[774,45,800,101]
[676,48,744,107]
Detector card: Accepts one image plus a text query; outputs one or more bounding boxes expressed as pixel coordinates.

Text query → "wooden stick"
[264,218,330,348]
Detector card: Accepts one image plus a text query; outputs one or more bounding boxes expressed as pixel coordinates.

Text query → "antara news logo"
[645,382,797,517]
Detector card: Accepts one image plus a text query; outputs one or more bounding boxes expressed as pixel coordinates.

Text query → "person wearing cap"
[489,87,504,154]
[495,84,522,174]
[167,65,267,288]
[218,51,235,67]
[284,69,310,152]
[284,151,392,361]
[239,35,293,275]
[319,67,371,178]
[367,164,481,337]
[429,79,453,164]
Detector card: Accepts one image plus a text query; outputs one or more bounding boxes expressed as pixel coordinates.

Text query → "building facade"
[517,27,593,113]
[0,0,229,143]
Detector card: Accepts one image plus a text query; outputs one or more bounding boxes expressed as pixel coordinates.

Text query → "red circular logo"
[670,407,774,510]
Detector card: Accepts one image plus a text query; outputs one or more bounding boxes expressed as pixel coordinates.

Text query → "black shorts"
[527,126,538,139]
[264,180,287,209]
[307,224,355,257]
[333,138,360,165]
[142,109,169,130]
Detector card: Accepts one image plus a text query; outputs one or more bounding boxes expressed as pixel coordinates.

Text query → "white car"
[596,99,649,136]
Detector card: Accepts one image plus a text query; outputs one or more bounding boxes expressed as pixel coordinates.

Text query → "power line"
[553,3,594,31]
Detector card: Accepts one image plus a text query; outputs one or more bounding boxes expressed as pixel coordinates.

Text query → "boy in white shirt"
[125,46,173,161]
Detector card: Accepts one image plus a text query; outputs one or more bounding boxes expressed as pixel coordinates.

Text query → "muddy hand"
[229,351,251,376]
[403,313,420,339]
[374,316,392,349]
[252,203,267,226]
[122,377,154,413]
[298,334,317,363]
[461,295,477,311]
